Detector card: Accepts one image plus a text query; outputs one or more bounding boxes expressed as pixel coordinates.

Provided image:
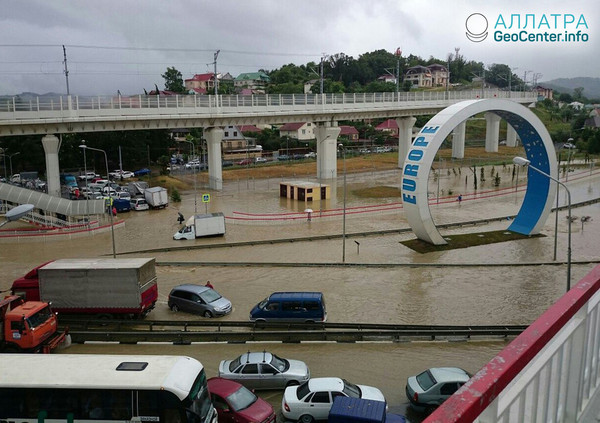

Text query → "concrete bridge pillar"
[315,123,341,180]
[396,117,416,169]
[42,134,61,197]
[485,112,501,152]
[452,121,466,159]
[506,123,519,147]
[205,127,224,191]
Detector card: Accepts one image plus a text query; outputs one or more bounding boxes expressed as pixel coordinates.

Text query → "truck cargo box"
[34,258,158,317]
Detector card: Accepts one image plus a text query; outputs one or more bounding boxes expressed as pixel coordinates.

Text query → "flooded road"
[1,163,599,422]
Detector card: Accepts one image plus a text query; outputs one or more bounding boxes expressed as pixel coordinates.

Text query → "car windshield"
[200,289,222,303]
[416,370,437,391]
[296,381,311,400]
[229,356,242,372]
[26,305,53,329]
[270,354,289,372]
[226,386,257,412]
[258,298,269,309]
[342,380,361,398]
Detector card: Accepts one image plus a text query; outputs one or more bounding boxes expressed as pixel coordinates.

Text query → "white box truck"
[11,258,158,318]
[173,213,226,240]
[144,186,168,209]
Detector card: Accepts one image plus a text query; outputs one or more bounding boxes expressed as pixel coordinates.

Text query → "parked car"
[236,158,253,166]
[277,155,290,161]
[563,142,576,149]
[134,168,151,176]
[130,197,149,211]
[255,157,268,163]
[168,284,232,317]
[222,160,234,167]
[282,377,386,423]
[249,292,327,323]
[78,171,99,181]
[218,351,310,390]
[208,377,276,423]
[405,367,471,414]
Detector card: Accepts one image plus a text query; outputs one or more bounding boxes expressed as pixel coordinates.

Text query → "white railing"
[428,264,600,422]
[0,90,536,114]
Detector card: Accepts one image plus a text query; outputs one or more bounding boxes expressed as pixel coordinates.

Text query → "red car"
[208,377,276,423]
[236,158,253,166]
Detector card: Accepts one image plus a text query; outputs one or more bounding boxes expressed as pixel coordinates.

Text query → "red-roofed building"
[375,119,399,137]
[339,125,359,142]
[239,125,261,133]
[185,73,216,93]
[279,122,315,141]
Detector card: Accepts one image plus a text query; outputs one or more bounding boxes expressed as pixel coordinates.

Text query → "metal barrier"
[428,264,600,422]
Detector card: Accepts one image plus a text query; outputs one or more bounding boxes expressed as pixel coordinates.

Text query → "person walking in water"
[457,194,462,205]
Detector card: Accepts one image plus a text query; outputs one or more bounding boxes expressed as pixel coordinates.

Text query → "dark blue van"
[249,292,327,322]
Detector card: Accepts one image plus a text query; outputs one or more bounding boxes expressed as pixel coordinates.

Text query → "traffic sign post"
[201,193,210,214]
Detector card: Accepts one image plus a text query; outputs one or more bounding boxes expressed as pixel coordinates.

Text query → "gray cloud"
[0,0,597,95]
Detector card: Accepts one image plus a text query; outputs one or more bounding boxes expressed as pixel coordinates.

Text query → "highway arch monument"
[402,99,558,245]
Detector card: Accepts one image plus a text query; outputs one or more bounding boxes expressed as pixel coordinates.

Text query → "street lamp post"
[338,144,347,263]
[8,152,20,180]
[182,140,197,214]
[80,141,90,224]
[80,144,116,258]
[513,157,571,291]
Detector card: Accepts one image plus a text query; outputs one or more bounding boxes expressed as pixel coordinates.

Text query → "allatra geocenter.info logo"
[465,12,589,43]
[465,13,488,42]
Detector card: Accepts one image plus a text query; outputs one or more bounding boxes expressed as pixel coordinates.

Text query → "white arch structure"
[401,99,557,245]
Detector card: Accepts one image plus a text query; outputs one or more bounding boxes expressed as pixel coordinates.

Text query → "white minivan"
[130,198,149,211]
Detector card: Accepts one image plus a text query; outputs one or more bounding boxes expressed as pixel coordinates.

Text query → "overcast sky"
[1,0,597,95]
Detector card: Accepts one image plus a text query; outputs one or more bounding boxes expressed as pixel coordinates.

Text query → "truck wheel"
[203,311,213,318]
[170,304,179,312]
[2,344,20,353]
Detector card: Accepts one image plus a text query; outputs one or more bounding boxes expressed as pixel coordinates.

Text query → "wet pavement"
[1,162,599,422]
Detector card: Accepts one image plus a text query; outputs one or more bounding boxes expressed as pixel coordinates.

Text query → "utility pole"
[320,54,325,95]
[62,45,70,96]
[213,50,220,96]
[395,47,402,93]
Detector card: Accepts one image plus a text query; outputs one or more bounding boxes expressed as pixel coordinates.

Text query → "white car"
[78,171,99,181]
[130,197,149,211]
[282,377,386,423]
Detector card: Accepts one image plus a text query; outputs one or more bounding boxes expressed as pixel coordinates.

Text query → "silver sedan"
[218,351,310,390]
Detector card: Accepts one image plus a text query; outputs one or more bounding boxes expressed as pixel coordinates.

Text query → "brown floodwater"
[1,163,599,422]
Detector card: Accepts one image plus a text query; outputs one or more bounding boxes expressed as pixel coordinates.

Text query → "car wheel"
[425,405,437,415]
[170,304,179,312]
[299,415,314,423]
[203,310,213,318]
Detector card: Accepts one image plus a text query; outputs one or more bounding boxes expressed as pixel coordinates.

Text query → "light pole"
[80,140,90,224]
[80,144,116,258]
[513,157,571,291]
[338,144,347,263]
[8,152,20,180]
[182,139,197,214]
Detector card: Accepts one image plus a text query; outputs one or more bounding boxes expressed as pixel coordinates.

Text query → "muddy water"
[1,164,599,422]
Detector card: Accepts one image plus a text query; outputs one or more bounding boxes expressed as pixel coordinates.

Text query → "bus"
[0,354,217,423]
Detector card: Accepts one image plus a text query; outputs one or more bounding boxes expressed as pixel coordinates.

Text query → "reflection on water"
[1,166,599,423]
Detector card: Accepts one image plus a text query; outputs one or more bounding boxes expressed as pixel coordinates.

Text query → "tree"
[161,67,186,93]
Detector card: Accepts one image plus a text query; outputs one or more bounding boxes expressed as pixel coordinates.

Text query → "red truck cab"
[0,295,68,353]
[11,261,52,302]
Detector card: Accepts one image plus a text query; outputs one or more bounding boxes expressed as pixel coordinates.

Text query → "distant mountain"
[540,77,600,99]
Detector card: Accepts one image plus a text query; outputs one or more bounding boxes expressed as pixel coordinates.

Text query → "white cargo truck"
[144,186,168,209]
[173,213,226,240]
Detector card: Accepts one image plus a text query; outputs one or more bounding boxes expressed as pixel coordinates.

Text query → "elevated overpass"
[0,90,536,218]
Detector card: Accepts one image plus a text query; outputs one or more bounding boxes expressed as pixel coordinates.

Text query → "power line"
[0,43,320,58]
